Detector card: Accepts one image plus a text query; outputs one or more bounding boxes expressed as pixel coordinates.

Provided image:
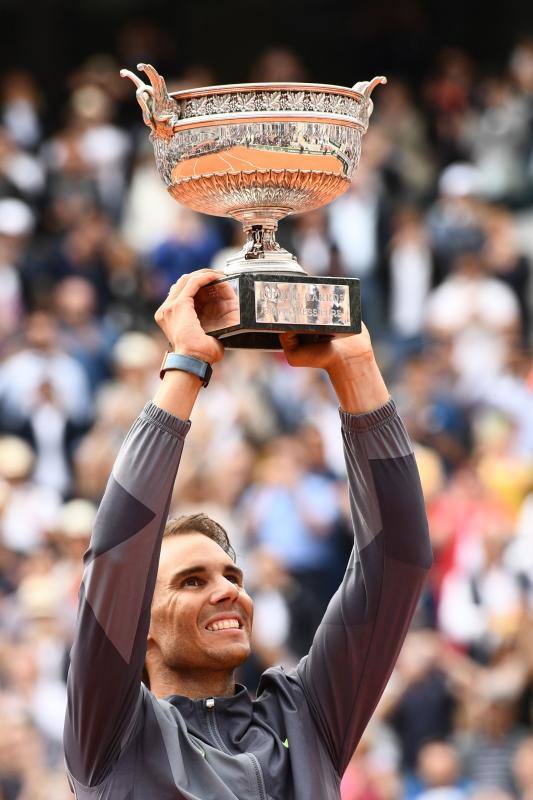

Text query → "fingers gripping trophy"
[121,63,386,350]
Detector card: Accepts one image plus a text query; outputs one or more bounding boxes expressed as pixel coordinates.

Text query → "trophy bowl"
[121,64,386,349]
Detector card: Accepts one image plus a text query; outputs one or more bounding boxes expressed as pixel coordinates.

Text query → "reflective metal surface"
[255,281,351,326]
[166,120,358,218]
[121,64,386,277]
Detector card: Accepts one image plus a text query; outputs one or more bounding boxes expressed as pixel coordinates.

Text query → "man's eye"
[226,575,241,585]
[182,576,202,587]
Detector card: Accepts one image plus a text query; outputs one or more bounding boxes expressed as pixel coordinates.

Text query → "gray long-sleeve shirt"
[64,398,432,799]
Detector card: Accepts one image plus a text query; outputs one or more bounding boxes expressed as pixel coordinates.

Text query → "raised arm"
[280,327,433,775]
[64,270,224,788]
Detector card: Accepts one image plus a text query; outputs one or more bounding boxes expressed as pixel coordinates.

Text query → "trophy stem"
[225,207,307,276]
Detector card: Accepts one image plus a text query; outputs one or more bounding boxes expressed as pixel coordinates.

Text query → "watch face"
[202,363,213,387]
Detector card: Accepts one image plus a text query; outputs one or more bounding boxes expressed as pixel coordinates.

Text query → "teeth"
[206,618,241,631]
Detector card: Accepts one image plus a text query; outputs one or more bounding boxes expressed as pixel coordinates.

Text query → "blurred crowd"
[0,23,532,800]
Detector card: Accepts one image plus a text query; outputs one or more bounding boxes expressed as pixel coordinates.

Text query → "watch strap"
[159,352,213,387]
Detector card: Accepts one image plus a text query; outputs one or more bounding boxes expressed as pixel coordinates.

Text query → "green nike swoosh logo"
[282,738,289,749]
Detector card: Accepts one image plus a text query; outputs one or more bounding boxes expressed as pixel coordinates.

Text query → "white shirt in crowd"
[425,274,520,381]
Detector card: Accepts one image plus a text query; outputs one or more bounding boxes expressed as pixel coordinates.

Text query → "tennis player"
[64,268,432,799]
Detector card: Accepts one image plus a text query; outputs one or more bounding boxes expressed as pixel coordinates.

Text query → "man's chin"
[205,642,251,668]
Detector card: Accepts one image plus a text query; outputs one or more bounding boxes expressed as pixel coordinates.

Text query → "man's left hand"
[279,325,374,377]
[279,325,390,414]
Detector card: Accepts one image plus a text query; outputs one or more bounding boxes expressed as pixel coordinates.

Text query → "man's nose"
[209,576,240,604]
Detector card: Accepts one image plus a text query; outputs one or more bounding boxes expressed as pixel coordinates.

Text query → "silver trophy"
[121,64,386,349]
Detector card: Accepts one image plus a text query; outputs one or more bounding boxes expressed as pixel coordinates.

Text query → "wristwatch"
[159,352,213,387]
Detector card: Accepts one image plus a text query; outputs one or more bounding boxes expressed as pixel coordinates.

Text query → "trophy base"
[194,272,361,351]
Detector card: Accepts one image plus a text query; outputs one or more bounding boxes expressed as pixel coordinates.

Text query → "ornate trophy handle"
[120,63,180,138]
[352,75,387,98]
[352,76,387,126]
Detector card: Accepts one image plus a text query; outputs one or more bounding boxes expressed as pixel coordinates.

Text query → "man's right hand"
[154,269,226,365]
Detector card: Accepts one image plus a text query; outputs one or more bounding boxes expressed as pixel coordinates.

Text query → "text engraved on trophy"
[255,282,351,326]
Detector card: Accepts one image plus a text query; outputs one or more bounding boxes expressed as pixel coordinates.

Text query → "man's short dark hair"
[142,513,236,689]
[163,513,236,562]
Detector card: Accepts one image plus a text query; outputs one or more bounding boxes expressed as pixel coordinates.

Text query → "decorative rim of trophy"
[121,64,386,349]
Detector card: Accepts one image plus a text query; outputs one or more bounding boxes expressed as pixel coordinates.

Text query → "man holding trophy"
[63,65,432,799]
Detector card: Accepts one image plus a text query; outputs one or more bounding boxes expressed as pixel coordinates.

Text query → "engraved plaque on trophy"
[121,63,386,349]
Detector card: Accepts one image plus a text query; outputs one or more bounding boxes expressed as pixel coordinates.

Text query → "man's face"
[148,533,253,676]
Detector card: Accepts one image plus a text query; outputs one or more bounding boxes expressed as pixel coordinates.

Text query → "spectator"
[387,206,436,354]
[424,249,521,390]
[291,210,332,276]
[394,352,471,471]
[42,85,130,219]
[438,513,525,661]
[0,70,42,151]
[53,276,116,390]
[0,198,34,343]
[149,206,224,294]
[460,77,530,204]
[374,78,437,201]
[341,726,401,800]
[23,211,112,312]
[426,163,485,274]
[482,205,530,337]
[121,145,180,253]
[511,736,533,800]
[240,546,323,688]
[0,311,91,430]
[423,48,475,165]
[381,632,456,772]
[459,683,526,794]
[242,433,340,609]
[0,127,44,201]
[0,437,60,553]
[412,741,469,799]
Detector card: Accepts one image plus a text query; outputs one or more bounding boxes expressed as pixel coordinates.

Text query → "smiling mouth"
[205,618,242,632]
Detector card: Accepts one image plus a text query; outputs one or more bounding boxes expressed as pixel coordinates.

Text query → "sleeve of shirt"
[63,402,190,788]
[295,398,433,776]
